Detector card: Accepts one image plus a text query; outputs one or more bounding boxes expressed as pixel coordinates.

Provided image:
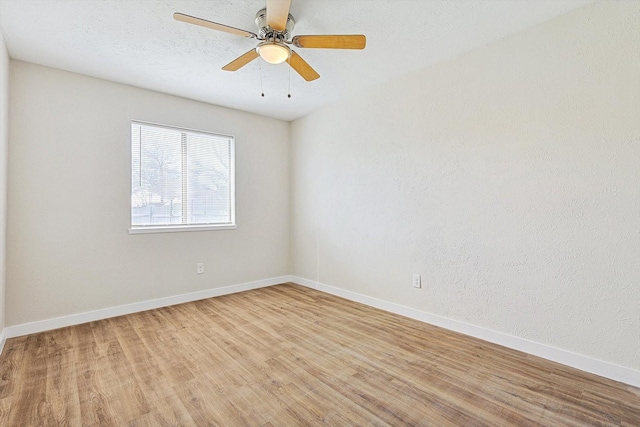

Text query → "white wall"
[0,30,9,335]
[7,61,289,326]
[290,1,640,371]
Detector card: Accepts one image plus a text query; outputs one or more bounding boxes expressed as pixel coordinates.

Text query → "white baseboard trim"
[291,276,640,388]
[4,275,638,388]
[0,328,6,354]
[3,276,291,340]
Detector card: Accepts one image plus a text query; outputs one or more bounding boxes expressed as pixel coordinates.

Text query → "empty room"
[0,0,638,425]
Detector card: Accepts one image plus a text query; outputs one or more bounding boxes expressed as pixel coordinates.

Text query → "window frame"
[128,120,237,234]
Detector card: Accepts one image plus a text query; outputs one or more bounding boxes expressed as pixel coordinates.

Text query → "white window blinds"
[131,121,235,230]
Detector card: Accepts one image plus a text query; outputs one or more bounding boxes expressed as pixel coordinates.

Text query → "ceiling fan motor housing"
[255,8,295,42]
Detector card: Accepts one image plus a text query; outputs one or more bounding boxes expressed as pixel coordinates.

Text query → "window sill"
[129,224,237,234]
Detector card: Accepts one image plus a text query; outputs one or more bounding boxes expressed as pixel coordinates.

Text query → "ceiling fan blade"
[222,49,260,71]
[287,51,320,81]
[266,0,291,31]
[292,35,366,49]
[174,12,257,38]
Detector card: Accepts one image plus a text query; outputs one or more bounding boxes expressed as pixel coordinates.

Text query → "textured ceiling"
[0,0,593,121]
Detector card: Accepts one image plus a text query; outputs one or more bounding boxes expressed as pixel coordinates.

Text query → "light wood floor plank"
[0,283,638,426]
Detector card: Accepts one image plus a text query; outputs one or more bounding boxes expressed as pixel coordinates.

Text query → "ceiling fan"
[174,0,366,82]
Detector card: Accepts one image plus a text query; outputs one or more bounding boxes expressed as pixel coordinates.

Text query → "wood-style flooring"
[0,283,638,426]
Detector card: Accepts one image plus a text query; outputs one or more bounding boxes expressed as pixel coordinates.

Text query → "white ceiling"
[0,0,592,121]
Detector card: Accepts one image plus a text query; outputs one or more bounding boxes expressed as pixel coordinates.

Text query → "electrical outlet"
[196,263,205,274]
[412,274,421,288]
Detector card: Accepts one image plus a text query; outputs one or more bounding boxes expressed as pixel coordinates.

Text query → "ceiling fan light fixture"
[257,42,290,64]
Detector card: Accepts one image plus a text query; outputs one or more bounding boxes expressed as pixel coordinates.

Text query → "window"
[130,121,235,233]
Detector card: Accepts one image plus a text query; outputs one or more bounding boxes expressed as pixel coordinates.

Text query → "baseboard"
[291,276,640,388]
[3,276,291,340]
[4,275,638,388]
[0,328,6,354]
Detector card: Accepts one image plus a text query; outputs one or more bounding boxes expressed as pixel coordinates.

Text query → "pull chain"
[259,61,265,97]
[287,57,292,98]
